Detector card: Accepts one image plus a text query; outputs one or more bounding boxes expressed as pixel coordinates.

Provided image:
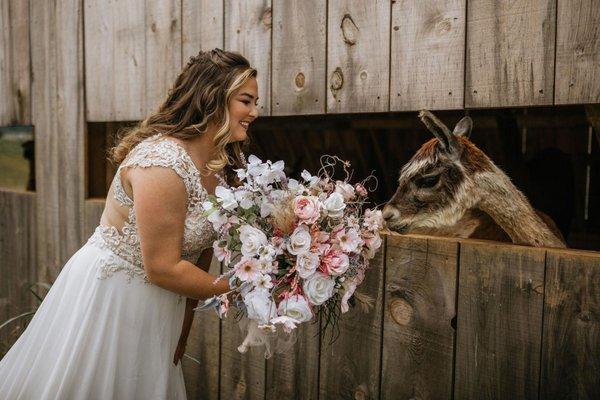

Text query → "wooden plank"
[182,0,224,62]
[265,320,320,400]
[0,0,31,125]
[31,0,85,280]
[465,0,556,108]
[224,0,272,116]
[319,237,386,399]
[0,190,37,357]
[84,0,145,121]
[145,0,182,114]
[183,257,221,400]
[327,0,390,113]
[455,242,546,399]
[540,249,600,399]
[390,0,466,111]
[554,0,600,104]
[382,234,458,399]
[271,0,326,116]
[83,198,105,240]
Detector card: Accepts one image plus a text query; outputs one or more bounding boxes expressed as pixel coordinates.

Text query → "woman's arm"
[129,166,229,299]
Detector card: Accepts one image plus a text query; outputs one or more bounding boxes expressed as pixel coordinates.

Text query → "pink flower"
[335,181,356,201]
[320,248,349,276]
[362,231,383,258]
[355,184,368,197]
[335,227,363,253]
[213,240,231,264]
[234,258,261,282]
[292,195,321,224]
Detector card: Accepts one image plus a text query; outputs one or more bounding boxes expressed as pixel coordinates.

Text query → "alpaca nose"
[382,204,400,223]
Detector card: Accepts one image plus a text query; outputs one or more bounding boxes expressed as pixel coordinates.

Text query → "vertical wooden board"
[83,199,105,239]
[182,0,224,62]
[145,0,182,114]
[382,234,458,399]
[225,0,272,116]
[0,0,31,125]
[183,257,222,400]
[390,0,465,111]
[84,0,145,121]
[554,0,600,104]
[265,320,320,400]
[31,0,85,280]
[540,249,600,399]
[319,237,386,400]
[327,0,390,113]
[455,242,546,399]
[465,0,556,108]
[271,0,326,116]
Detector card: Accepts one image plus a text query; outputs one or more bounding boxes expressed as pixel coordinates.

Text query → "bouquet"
[199,155,383,357]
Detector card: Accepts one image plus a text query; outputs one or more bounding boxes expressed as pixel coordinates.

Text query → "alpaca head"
[383,111,495,233]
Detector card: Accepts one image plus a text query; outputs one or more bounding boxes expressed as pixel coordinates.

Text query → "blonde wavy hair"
[111,48,257,178]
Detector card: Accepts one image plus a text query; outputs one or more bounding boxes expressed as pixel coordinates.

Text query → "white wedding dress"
[0,134,219,399]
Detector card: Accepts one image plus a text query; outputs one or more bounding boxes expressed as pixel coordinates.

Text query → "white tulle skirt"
[0,241,187,399]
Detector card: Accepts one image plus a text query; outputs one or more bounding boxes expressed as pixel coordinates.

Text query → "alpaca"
[382,110,566,248]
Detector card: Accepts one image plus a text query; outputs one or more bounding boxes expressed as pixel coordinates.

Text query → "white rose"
[239,225,268,257]
[234,189,254,209]
[323,192,346,218]
[287,225,312,255]
[244,290,276,324]
[215,186,238,211]
[335,181,356,201]
[296,252,320,278]
[303,273,335,306]
[277,295,312,323]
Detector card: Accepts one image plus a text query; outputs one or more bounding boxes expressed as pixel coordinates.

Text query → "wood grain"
[465,0,556,107]
[454,241,546,399]
[83,199,105,240]
[554,0,600,104]
[327,0,390,113]
[182,0,224,62]
[225,0,272,116]
[382,234,458,399]
[390,0,466,111]
[540,248,600,399]
[271,0,326,116]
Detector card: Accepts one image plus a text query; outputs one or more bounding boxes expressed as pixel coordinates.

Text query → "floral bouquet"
[199,155,383,357]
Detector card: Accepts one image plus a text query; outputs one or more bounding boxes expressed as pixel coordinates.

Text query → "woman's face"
[228,77,259,143]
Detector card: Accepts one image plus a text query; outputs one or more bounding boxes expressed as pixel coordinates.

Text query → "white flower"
[254,274,273,291]
[207,209,227,230]
[257,244,276,262]
[335,227,363,253]
[270,315,300,333]
[239,225,268,257]
[335,181,356,201]
[363,209,384,231]
[303,273,335,306]
[287,179,306,195]
[234,189,254,209]
[244,289,276,324]
[301,170,320,188]
[260,198,274,218]
[340,281,358,313]
[234,258,261,282]
[215,186,238,211]
[213,240,231,264]
[277,294,312,323]
[287,225,312,255]
[296,252,320,278]
[247,155,269,178]
[201,200,215,212]
[256,160,286,186]
[323,192,346,218]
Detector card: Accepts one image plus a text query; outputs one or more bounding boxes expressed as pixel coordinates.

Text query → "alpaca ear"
[418,110,456,151]
[453,116,473,138]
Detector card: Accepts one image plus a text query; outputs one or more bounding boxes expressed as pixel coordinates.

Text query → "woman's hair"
[110,48,257,176]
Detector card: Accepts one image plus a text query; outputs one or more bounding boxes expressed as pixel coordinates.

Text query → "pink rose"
[320,248,349,276]
[293,195,321,224]
[355,184,368,197]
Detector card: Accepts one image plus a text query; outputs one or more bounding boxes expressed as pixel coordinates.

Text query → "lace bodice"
[87,133,221,282]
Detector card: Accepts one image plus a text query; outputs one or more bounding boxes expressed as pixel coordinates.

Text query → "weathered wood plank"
[271,0,326,116]
[0,0,31,125]
[390,0,465,111]
[84,0,145,121]
[224,0,272,116]
[382,234,458,399]
[327,0,390,113]
[319,237,386,399]
[465,0,556,108]
[455,242,546,399]
[540,249,600,399]
[554,0,600,105]
[182,0,224,62]
[183,257,221,400]
[145,0,182,114]
[83,199,104,240]
[31,0,85,280]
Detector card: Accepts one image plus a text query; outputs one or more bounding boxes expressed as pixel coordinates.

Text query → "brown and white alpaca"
[382,110,566,248]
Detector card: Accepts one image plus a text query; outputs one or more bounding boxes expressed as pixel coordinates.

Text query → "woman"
[0,49,258,399]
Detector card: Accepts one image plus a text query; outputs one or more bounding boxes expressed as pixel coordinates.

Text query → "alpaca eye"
[415,175,440,189]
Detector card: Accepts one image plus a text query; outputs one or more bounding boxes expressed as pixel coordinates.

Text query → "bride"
[0,49,258,399]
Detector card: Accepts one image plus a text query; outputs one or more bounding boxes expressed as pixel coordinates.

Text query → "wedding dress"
[0,133,219,399]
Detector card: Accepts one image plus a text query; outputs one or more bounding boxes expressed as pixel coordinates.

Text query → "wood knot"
[354,383,368,400]
[294,72,305,89]
[435,18,452,34]
[341,14,359,45]
[150,22,157,33]
[330,67,344,92]
[389,298,413,326]
[360,70,368,81]
[170,18,178,31]
[261,7,272,29]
